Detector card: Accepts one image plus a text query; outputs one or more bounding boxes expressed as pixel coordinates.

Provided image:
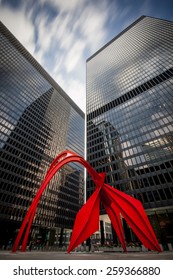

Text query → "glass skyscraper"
[0,22,84,249]
[86,16,173,245]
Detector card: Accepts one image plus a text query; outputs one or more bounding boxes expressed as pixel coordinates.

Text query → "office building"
[0,22,84,248]
[86,16,173,245]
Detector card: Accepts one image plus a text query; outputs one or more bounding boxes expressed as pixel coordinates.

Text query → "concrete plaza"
[0,250,173,260]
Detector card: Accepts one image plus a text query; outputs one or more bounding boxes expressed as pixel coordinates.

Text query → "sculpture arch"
[12,150,161,253]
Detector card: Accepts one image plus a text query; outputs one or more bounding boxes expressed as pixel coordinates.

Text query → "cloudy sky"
[0,0,173,112]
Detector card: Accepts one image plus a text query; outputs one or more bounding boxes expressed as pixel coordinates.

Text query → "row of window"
[0,23,84,229]
[87,67,173,121]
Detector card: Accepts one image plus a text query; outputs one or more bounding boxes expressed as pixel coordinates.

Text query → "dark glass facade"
[86,16,173,245]
[0,22,84,249]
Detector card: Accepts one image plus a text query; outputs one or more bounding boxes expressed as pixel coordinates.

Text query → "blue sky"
[0,0,173,112]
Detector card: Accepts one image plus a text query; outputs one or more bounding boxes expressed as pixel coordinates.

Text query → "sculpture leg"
[12,152,77,252]
[12,216,29,252]
[103,202,127,252]
[12,191,42,252]
[21,208,37,251]
[12,201,38,253]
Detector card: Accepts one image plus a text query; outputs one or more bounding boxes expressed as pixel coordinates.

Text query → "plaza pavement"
[0,250,173,260]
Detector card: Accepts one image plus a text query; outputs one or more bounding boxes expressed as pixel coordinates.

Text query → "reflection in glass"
[86,16,173,245]
[0,22,84,249]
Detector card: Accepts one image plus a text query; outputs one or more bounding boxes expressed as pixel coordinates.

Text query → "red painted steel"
[12,150,161,253]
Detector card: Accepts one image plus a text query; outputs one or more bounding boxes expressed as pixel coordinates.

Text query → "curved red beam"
[12,150,101,252]
[12,150,161,253]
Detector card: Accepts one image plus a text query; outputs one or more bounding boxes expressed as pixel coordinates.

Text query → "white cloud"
[39,0,86,12]
[0,5,35,55]
[64,40,86,73]
[65,79,86,112]
[53,73,86,112]
[0,0,113,112]
[45,1,112,112]
[35,14,52,52]
[48,12,75,51]
[79,4,108,51]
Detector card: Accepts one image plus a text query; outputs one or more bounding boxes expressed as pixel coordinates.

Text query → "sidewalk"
[0,250,173,260]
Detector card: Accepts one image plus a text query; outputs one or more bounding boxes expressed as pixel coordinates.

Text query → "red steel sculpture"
[12,150,161,253]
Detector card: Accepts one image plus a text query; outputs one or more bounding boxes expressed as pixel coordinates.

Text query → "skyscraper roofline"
[0,21,84,118]
[86,15,172,62]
